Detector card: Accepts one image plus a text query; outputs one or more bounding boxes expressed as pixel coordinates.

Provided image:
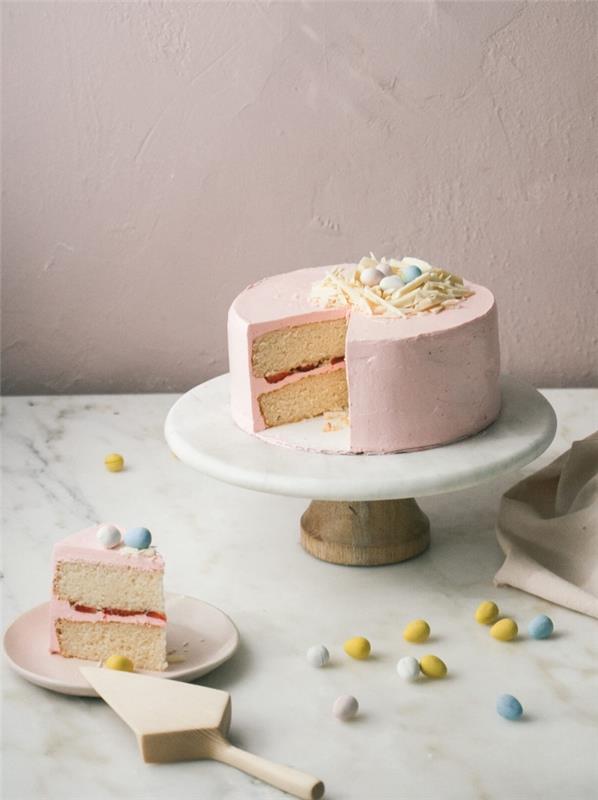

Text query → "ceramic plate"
[3,592,239,697]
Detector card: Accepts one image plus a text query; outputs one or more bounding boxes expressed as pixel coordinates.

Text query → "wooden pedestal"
[300,499,430,566]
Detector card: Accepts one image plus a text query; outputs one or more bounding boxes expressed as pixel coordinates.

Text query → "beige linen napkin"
[495,431,598,618]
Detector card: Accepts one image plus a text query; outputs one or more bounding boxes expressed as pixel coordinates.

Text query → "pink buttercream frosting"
[228,266,501,453]
[52,524,164,572]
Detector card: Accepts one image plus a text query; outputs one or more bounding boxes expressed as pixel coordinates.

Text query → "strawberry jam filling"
[72,604,96,614]
[265,356,345,384]
[147,611,167,621]
[72,603,166,621]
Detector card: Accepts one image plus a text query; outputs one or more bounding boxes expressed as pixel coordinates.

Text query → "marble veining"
[2,390,598,799]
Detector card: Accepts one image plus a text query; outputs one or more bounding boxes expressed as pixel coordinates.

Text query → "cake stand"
[164,375,556,566]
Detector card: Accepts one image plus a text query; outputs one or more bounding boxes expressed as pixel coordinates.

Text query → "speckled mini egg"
[379,275,405,293]
[124,526,152,550]
[104,453,124,472]
[397,656,420,681]
[496,694,523,720]
[419,655,447,679]
[333,694,359,721]
[403,619,430,644]
[104,654,134,672]
[490,618,518,641]
[96,524,122,549]
[401,264,423,283]
[306,644,330,668]
[343,636,371,660]
[528,614,554,639]
[360,267,384,287]
[475,600,500,625]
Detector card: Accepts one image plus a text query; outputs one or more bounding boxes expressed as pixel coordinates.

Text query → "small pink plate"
[3,592,239,696]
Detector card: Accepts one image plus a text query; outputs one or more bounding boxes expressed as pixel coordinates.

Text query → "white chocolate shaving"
[166,653,187,664]
[120,546,158,558]
[310,254,474,318]
[322,410,349,432]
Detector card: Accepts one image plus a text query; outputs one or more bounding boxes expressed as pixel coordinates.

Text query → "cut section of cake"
[50,524,167,671]
[251,316,348,427]
[252,317,347,381]
[259,368,348,428]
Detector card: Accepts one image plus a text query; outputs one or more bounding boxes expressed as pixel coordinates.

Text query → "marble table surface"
[2,389,598,800]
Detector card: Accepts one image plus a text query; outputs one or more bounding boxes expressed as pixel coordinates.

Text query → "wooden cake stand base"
[300,499,430,566]
[165,375,556,569]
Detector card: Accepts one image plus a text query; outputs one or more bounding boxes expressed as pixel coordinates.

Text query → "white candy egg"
[333,694,359,721]
[97,524,122,549]
[379,275,405,293]
[360,267,384,287]
[306,644,330,668]
[397,655,420,681]
[377,261,393,276]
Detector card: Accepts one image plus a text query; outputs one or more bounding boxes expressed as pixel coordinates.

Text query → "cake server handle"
[214,743,325,799]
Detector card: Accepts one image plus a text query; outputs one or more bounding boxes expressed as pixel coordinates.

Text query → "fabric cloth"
[495,431,598,619]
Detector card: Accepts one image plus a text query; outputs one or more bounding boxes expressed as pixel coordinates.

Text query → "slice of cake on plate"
[50,524,167,671]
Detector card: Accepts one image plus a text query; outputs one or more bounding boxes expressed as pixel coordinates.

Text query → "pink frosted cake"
[50,524,167,671]
[228,255,501,453]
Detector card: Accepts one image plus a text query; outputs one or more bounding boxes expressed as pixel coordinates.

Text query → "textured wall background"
[2,1,597,394]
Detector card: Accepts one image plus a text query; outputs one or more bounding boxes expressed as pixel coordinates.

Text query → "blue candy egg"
[496,694,523,721]
[528,614,554,639]
[401,264,423,283]
[124,526,152,549]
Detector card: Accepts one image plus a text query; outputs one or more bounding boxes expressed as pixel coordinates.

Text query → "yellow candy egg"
[475,601,500,625]
[403,619,430,644]
[343,636,371,660]
[103,654,134,672]
[490,618,518,641]
[419,655,447,679]
[104,453,124,472]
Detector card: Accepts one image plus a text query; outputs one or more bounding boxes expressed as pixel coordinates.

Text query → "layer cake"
[228,256,501,453]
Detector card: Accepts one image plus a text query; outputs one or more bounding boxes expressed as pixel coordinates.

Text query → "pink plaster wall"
[2,1,597,393]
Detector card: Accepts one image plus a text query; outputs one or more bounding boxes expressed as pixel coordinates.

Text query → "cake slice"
[50,524,167,671]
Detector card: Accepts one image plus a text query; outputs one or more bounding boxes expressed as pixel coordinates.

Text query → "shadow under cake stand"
[164,375,556,566]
